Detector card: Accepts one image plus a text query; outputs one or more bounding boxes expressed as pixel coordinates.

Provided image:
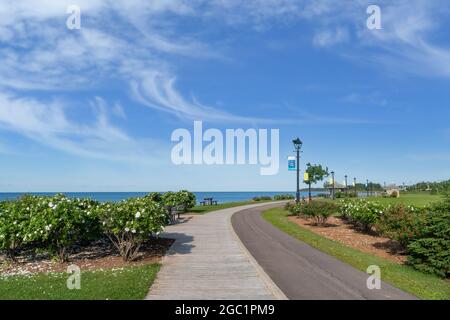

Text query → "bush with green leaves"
[253,196,272,201]
[377,204,426,248]
[335,191,357,199]
[162,190,196,211]
[0,197,33,260]
[25,194,100,262]
[98,197,168,261]
[175,190,197,212]
[407,199,450,278]
[290,201,338,226]
[144,192,163,203]
[338,199,384,232]
[274,194,295,200]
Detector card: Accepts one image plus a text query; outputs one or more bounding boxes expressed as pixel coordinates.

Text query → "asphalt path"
[231,204,418,300]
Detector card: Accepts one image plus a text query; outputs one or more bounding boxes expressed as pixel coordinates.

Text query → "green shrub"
[335,191,357,199]
[390,190,399,198]
[162,191,196,212]
[377,204,425,248]
[274,194,295,200]
[253,196,272,201]
[338,199,384,232]
[407,199,450,278]
[290,201,338,226]
[175,190,196,212]
[98,197,168,261]
[144,192,163,203]
[316,193,329,198]
[284,201,295,213]
[0,197,33,260]
[26,194,100,262]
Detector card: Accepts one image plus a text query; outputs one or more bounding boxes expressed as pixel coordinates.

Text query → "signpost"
[288,156,296,171]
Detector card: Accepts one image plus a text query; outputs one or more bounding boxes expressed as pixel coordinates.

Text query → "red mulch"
[0,237,174,276]
[288,216,407,264]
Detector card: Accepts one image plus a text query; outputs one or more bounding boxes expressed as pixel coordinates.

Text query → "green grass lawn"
[0,263,160,300]
[366,193,442,207]
[263,208,450,300]
[189,199,274,214]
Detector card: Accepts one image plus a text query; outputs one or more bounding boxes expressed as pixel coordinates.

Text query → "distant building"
[324,181,348,197]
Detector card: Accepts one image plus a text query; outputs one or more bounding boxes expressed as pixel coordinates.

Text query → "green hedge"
[0,190,196,262]
[337,198,450,278]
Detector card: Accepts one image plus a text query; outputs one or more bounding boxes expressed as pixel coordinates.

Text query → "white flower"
[131,229,136,234]
[135,212,141,219]
[48,202,54,208]
[125,227,130,232]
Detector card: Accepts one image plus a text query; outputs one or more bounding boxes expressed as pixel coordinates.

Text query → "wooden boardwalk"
[146,202,287,300]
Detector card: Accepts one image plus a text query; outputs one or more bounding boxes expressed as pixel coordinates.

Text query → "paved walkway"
[231,206,418,300]
[146,202,287,300]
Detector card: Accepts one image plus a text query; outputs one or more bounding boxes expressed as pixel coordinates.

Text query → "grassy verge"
[263,208,450,300]
[0,263,160,300]
[189,200,274,214]
[366,193,442,206]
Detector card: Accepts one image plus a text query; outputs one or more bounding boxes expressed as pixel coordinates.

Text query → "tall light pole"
[331,171,335,200]
[293,138,303,203]
[345,175,348,195]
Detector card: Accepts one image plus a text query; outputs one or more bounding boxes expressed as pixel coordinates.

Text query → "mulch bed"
[288,216,407,264]
[0,237,175,277]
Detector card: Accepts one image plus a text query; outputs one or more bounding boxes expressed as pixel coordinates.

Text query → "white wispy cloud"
[0,0,449,163]
[0,93,163,164]
[313,27,349,47]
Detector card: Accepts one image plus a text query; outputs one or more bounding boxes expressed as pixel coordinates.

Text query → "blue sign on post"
[288,156,296,171]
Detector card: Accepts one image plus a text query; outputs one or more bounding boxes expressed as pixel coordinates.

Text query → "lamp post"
[366,179,369,197]
[331,171,335,200]
[354,177,357,197]
[345,175,348,195]
[293,138,303,203]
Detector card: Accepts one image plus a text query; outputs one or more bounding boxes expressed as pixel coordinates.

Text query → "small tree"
[304,163,329,201]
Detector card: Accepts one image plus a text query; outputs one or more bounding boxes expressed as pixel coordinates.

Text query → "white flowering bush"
[98,197,168,261]
[0,196,34,260]
[338,199,385,232]
[25,194,100,262]
[162,190,196,212]
[0,194,100,262]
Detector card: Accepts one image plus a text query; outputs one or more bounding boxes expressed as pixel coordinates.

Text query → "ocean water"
[0,191,326,204]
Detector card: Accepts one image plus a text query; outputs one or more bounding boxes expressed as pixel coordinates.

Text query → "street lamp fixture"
[293,138,303,203]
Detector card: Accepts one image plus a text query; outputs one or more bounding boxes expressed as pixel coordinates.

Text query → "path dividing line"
[146,202,287,300]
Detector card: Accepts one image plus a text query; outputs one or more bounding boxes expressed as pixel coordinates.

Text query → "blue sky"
[1,0,450,192]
